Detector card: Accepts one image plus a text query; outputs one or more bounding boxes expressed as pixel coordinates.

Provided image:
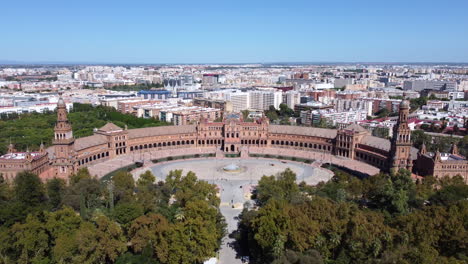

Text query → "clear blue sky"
[2,0,467,63]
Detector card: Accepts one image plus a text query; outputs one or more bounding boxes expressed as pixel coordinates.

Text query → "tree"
[393,201,468,261]
[375,108,390,118]
[411,130,432,149]
[429,176,468,206]
[372,127,389,139]
[272,249,323,264]
[265,105,280,121]
[166,200,223,264]
[13,171,46,208]
[113,171,135,203]
[168,171,220,207]
[364,169,416,215]
[69,167,92,186]
[115,252,155,264]
[255,169,299,206]
[137,170,155,187]
[410,96,428,111]
[250,199,291,261]
[46,178,66,210]
[62,176,102,218]
[45,207,82,240]
[128,213,170,262]
[136,170,160,213]
[71,215,127,263]
[112,202,144,225]
[241,110,252,121]
[279,103,294,117]
[9,214,51,264]
[0,174,11,202]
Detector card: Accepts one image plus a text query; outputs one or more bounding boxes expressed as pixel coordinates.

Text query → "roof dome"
[400,100,410,108]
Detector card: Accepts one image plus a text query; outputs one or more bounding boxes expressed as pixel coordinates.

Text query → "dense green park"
[0,169,226,264]
[0,103,170,155]
[237,168,468,264]
[0,163,466,263]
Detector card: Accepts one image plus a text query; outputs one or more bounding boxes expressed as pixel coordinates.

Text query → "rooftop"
[0,152,44,160]
[269,125,337,139]
[98,123,123,133]
[128,125,196,139]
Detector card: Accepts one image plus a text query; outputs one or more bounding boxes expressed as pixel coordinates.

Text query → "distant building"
[294,101,333,116]
[334,78,353,88]
[302,109,368,126]
[249,90,283,110]
[177,90,204,99]
[403,80,457,92]
[117,99,165,114]
[333,99,373,116]
[284,90,301,110]
[224,91,250,112]
[422,90,450,99]
[138,90,171,99]
[172,108,221,125]
[202,74,226,85]
[193,98,233,113]
[0,102,73,115]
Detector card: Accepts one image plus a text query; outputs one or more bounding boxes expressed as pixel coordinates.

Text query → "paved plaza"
[144,158,333,264]
[147,158,333,184]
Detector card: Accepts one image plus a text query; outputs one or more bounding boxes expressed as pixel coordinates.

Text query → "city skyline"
[2,0,468,64]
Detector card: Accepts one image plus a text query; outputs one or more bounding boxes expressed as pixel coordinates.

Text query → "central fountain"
[222,163,242,173]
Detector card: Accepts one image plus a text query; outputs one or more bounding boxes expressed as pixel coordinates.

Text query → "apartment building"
[284,90,301,109]
[249,90,282,110]
[224,91,250,112]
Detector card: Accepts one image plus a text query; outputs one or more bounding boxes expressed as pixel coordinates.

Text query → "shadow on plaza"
[226,229,249,262]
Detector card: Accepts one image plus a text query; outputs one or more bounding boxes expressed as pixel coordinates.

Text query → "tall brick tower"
[52,94,76,178]
[388,100,413,172]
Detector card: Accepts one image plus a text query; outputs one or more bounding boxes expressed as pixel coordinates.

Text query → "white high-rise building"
[284,90,301,109]
[249,90,283,110]
[224,91,250,112]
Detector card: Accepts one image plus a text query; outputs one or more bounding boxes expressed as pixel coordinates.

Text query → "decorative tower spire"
[450,143,459,156]
[388,100,413,172]
[54,93,73,140]
[39,141,45,153]
[52,93,76,179]
[7,138,14,153]
[419,143,427,155]
[434,149,442,162]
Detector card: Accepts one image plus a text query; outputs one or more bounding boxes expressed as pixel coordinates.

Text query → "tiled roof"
[74,134,108,151]
[360,136,419,160]
[269,125,337,139]
[361,135,391,151]
[344,123,368,133]
[128,125,196,139]
[98,123,123,132]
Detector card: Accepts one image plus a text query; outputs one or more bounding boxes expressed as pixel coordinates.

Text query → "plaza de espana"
[0,97,467,183]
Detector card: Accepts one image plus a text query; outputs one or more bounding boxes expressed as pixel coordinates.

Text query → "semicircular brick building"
[1,98,466,183]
